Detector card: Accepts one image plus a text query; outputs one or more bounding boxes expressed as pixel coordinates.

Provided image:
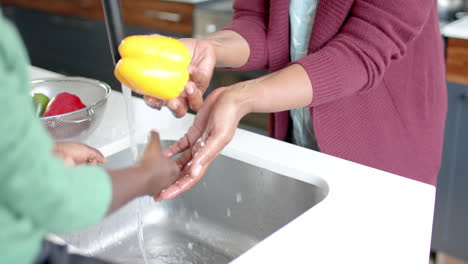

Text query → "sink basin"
[56,141,327,264]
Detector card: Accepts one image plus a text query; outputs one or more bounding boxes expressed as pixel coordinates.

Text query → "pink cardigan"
[223,0,447,185]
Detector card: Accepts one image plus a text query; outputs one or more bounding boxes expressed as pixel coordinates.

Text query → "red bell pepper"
[43,92,86,117]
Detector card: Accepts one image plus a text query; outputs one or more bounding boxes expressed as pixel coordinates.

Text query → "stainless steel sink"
[57,141,327,264]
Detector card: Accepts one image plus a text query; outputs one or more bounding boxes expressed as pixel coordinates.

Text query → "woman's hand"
[155,84,251,200]
[153,64,314,200]
[53,142,106,166]
[144,38,216,118]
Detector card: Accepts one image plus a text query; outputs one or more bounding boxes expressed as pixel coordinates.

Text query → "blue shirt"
[289,0,318,150]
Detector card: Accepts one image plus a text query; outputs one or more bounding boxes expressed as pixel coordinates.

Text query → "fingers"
[191,75,210,97]
[146,95,190,118]
[143,80,205,117]
[185,81,204,111]
[144,96,165,110]
[155,130,229,201]
[163,134,191,158]
[154,173,201,201]
[167,97,189,118]
[175,149,193,171]
[167,159,182,180]
[148,130,162,152]
[163,125,203,157]
[145,94,189,118]
[189,131,228,179]
[142,130,162,161]
[153,135,206,201]
[83,145,107,164]
[55,142,107,165]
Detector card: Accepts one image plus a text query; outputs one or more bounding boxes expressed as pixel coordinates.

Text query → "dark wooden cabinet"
[1,0,104,20]
[121,0,194,35]
[1,0,194,35]
[446,38,468,86]
[432,82,468,261]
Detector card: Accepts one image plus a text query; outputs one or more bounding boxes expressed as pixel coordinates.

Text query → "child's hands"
[106,131,181,214]
[139,130,180,198]
[54,142,106,166]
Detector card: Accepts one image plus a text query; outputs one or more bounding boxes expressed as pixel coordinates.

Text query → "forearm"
[106,166,152,214]
[204,30,250,68]
[228,64,313,116]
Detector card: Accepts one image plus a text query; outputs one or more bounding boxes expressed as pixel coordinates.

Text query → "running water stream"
[121,84,148,264]
[121,85,138,161]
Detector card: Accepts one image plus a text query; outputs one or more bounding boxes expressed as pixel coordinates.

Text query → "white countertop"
[442,16,468,39]
[30,67,435,264]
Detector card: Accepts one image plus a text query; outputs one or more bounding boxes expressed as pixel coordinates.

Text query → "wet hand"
[53,142,106,166]
[105,131,181,213]
[144,38,216,118]
[155,86,250,200]
[140,130,181,197]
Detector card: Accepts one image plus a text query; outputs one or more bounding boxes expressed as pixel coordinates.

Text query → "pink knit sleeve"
[221,0,269,70]
[296,0,436,106]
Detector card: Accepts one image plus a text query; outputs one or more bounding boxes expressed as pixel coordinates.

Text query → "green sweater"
[0,14,111,264]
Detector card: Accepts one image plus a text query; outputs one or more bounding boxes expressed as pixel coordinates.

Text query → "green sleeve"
[0,14,112,233]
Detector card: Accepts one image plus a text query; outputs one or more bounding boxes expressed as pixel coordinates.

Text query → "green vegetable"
[32,93,50,117]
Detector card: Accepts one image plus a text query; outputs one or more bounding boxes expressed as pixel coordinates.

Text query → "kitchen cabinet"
[446,38,468,85]
[432,81,468,261]
[1,0,194,35]
[120,0,194,36]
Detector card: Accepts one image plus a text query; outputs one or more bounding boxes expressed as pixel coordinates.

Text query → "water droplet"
[188,242,193,250]
[236,192,243,203]
[226,208,231,217]
[185,223,190,231]
[194,210,199,219]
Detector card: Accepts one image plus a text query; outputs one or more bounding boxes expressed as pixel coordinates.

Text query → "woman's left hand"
[54,142,107,166]
[155,85,250,200]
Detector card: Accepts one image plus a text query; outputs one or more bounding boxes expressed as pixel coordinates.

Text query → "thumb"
[146,130,162,155]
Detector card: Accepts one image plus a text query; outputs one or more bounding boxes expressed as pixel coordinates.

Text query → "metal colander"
[30,77,111,142]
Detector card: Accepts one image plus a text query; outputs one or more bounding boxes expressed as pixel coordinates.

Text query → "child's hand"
[54,142,106,166]
[106,131,181,214]
[139,130,180,198]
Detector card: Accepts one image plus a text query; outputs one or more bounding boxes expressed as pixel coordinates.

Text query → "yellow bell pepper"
[114,35,191,100]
